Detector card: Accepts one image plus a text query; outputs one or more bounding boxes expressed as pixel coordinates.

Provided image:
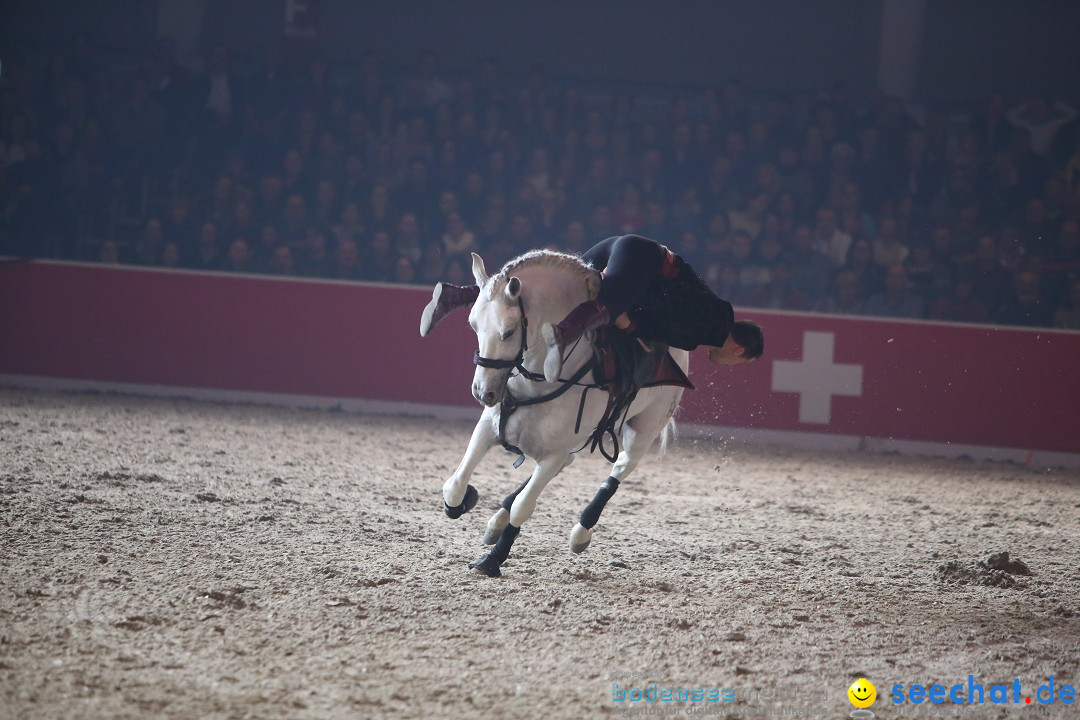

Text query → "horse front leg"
[484,454,574,544]
[443,410,498,518]
[470,455,566,577]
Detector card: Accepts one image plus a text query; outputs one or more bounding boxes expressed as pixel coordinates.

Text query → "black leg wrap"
[469,524,520,578]
[491,523,520,563]
[501,479,530,512]
[444,484,478,519]
[579,477,620,529]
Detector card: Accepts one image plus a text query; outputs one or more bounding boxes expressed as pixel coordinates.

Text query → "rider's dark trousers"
[581,235,667,318]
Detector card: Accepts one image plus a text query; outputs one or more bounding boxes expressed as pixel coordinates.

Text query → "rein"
[471,295,611,466]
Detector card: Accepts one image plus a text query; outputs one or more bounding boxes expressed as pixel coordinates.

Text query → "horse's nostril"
[483,391,496,405]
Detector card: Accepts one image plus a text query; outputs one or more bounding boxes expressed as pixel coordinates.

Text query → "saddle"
[582,327,694,460]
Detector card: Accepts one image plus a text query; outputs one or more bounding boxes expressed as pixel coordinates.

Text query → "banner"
[1,261,1077,455]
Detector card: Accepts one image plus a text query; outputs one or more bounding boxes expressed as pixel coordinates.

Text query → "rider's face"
[708,337,753,366]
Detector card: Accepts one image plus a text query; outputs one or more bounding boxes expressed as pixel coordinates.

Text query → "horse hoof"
[569,523,592,554]
[468,552,502,578]
[444,484,478,519]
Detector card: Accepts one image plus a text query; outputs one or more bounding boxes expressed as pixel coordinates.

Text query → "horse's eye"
[501,329,516,341]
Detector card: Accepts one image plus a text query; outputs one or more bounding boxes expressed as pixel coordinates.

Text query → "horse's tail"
[659,416,677,456]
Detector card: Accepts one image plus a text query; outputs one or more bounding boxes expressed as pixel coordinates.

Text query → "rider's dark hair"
[731,319,764,360]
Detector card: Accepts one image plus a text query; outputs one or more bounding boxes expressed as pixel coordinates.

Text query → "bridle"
[470,293,608,466]
[472,296,546,382]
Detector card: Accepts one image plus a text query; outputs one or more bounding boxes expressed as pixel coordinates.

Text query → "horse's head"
[469,253,526,407]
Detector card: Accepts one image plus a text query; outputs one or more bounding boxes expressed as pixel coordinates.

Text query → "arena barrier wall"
[2,260,1078,466]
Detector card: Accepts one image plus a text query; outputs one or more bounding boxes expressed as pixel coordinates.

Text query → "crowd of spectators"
[2,35,1080,329]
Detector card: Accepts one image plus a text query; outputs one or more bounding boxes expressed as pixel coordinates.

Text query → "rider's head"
[708,319,764,366]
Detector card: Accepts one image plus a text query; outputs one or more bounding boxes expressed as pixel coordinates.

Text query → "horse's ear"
[471,253,489,286]
[585,273,601,298]
[504,276,521,302]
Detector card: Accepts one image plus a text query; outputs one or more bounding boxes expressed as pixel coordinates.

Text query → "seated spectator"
[98,239,120,264]
[312,179,341,228]
[812,206,852,267]
[758,259,809,311]
[561,219,589,255]
[255,174,286,223]
[701,211,731,262]
[224,199,257,244]
[267,246,295,276]
[444,256,470,286]
[1047,219,1080,266]
[135,218,165,265]
[728,193,768,239]
[1006,97,1077,158]
[254,225,281,268]
[395,212,424,262]
[332,201,366,246]
[814,270,865,316]
[297,228,331,277]
[366,183,395,236]
[225,238,254,273]
[333,239,363,281]
[784,225,833,305]
[442,211,476,257]
[930,273,990,324]
[161,242,182,269]
[394,256,416,284]
[865,265,924,319]
[966,234,1013,310]
[363,230,397,282]
[1053,278,1080,329]
[612,181,646,234]
[904,239,952,307]
[508,213,536,253]
[871,218,909,268]
[417,243,447,285]
[280,194,310,247]
[164,195,195,248]
[534,189,566,237]
[192,221,223,271]
[996,270,1053,326]
[738,232,784,307]
[588,204,616,239]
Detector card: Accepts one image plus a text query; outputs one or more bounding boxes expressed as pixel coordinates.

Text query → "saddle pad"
[595,328,695,395]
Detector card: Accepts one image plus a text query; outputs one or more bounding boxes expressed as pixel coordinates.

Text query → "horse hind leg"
[570,476,620,553]
[569,397,675,553]
[483,477,528,544]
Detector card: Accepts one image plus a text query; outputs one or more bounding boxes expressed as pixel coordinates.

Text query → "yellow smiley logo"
[848,678,877,708]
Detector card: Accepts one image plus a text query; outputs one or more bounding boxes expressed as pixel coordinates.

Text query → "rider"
[419,234,764,381]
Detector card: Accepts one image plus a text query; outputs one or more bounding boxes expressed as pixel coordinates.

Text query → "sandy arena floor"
[0,388,1077,720]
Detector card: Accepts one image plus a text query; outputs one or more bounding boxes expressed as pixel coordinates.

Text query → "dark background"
[3,0,1079,100]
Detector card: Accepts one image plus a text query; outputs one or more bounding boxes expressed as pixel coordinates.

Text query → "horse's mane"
[493,249,596,285]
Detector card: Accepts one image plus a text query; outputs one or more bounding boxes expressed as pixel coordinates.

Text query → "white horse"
[439,250,689,577]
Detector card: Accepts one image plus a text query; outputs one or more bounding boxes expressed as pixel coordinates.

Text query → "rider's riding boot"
[420,283,480,337]
[540,300,610,382]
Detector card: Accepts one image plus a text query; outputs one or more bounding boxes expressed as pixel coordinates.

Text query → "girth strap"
[497,358,598,464]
